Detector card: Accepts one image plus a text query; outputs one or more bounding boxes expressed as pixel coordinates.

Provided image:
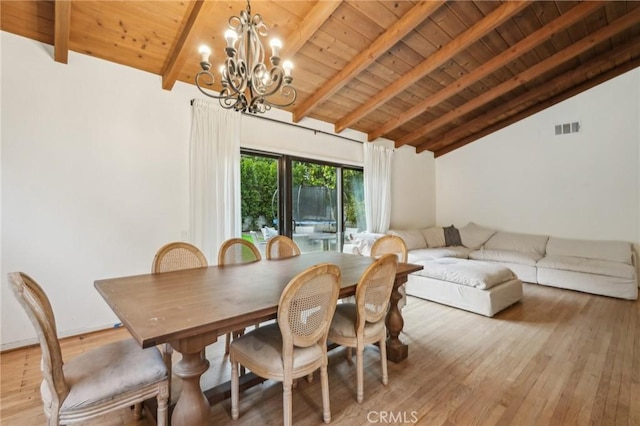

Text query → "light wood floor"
[2,283,638,425]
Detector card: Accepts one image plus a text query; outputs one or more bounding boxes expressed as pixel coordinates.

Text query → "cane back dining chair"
[8,272,169,426]
[370,234,408,309]
[265,235,301,260]
[230,263,341,426]
[218,237,262,354]
[327,253,398,403]
[151,241,208,387]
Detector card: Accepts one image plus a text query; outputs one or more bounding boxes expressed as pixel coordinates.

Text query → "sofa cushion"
[537,255,636,280]
[458,222,496,249]
[411,258,517,290]
[443,225,462,247]
[407,246,473,263]
[469,249,542,266]
[484,231,548,256]
[421,227,445,248]
[545,237,632,265]
[388,229,427,250]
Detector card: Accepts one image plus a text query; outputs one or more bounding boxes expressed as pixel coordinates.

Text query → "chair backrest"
[152,242,208,273]
[370,235,408,263]
[218,238,262,265]
[355,254,398,330]
[8,272,69,409]
[278,263,340,350]
[266,236,301,260]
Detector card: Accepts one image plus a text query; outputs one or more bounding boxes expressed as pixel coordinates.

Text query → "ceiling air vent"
[554,121,580,135]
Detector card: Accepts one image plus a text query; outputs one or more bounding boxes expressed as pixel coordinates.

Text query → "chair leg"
[379,335,388,386]
[320,364,331,424]
[157,383,169,426]
[356,343,364,404]
[283,378,293,426]
[346,347,353,365]
[133,403,142,419]
[163,343,173,400]
[231,359,240,420]
[225,333,231,355]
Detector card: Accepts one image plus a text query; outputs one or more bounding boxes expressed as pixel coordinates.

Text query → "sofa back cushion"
[457,222,496,249]
[545,237,632,264]
[388,229,427,250]
[421,227,445,248]
[484,231,549,256]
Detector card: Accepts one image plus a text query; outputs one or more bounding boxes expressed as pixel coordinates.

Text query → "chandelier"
[195,0,297,114]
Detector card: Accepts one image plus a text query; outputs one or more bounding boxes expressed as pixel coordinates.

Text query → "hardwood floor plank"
[1,283,638,425]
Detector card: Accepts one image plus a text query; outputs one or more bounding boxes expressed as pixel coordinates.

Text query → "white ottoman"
[406,258,523,317]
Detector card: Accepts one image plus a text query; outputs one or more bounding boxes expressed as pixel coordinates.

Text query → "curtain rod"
[190,99,363,144]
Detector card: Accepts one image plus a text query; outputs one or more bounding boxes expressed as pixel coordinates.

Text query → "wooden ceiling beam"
[162,0,208,91]
[282,0,342,60]
[54,0,71,64]
[292,0,444,123]
[333,0,531,134]
[432,56,640,158]
[400,6,640,148]
[369,1,604,144]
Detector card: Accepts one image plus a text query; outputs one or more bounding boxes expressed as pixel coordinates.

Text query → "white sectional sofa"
[347,223,638,304]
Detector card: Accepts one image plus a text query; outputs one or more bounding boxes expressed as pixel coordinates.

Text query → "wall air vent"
[554,121,580,135]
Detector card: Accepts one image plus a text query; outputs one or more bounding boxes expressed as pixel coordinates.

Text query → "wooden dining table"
[95,251,422,426]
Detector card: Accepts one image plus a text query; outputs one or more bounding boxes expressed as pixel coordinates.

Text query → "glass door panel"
[291,160,337,253]
[343,168,365,247]
[240,153,279,257]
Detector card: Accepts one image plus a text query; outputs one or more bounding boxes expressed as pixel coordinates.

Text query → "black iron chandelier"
[195,0,297,114]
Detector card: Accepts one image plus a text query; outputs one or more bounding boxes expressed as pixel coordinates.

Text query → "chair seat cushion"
[230,324,324,376]
[42,338,167,410]
[329,303,386,341]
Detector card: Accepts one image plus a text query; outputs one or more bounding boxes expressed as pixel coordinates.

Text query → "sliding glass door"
[240,150,363,253]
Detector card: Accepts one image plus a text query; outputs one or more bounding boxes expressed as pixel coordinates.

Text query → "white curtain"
[364,143,393,233]
[189,99,241,264]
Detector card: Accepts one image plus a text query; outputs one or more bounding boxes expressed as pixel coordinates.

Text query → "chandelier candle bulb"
[198,45,211,70]
[270,38,282,60]
[224,29,238,49]
[283,60,293,80]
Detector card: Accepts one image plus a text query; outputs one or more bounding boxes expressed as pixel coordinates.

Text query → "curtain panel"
[363,143,393,234]
[189,99,241,264]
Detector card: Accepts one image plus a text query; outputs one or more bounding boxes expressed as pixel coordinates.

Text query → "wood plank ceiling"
[2,1,639,157]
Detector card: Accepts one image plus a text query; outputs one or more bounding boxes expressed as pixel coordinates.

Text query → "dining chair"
[370,235,408,263]
[152,241,208,273]
[8,272,169,426]
[370,234,408,309]
[230,263,340,425]
[218,237,262,354]
[327,253,398,403]
[265,235,301,260]
[152,241,208,389]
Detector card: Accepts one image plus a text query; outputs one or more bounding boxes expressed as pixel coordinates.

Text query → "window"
[240,150,364,253]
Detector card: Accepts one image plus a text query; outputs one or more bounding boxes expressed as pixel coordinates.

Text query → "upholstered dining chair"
[327,253,398,403]
[265,235,301,260]
[218,237,262,354]
[8,272,169,426]
[152,241,208,388]
[230,263,340,426]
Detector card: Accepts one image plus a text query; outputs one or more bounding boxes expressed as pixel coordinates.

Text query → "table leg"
[385,276,408,363]
[170,334,217,426]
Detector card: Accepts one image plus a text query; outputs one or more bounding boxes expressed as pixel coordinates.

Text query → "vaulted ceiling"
[2,1,639,156]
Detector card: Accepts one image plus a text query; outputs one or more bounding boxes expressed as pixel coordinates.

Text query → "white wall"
[1,32,435,349]
[436,68,640,247]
